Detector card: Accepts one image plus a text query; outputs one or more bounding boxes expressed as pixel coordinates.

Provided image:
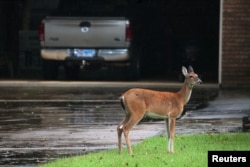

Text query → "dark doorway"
[0,0,19,78]
[128,0,219,82]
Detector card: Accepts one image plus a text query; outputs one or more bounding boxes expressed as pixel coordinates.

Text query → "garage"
[0,0,223,83]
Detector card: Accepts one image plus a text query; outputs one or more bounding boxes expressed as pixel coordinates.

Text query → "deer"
[117,66,202,154]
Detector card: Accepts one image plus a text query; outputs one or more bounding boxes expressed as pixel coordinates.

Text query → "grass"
[40,133,250,167]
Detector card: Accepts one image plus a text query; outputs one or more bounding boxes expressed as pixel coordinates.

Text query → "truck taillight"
[39,23,44,41]
[126,21,132,41]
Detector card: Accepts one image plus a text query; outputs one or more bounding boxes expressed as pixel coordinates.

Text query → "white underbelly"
[145,112,168,119]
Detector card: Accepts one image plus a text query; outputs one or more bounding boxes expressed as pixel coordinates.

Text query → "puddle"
[0,102,124,166]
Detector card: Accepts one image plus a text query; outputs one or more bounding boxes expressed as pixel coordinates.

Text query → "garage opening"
[129,0,219,82]
[0,0,219,82]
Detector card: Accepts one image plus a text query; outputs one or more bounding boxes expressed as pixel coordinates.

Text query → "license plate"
[74,49,95,57]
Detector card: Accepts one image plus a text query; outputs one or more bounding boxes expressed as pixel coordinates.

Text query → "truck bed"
[43,17,129,48]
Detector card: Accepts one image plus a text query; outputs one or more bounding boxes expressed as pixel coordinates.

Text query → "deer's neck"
[178,79,193,104]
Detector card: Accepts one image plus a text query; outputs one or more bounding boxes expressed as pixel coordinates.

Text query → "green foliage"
[40,133,250,167]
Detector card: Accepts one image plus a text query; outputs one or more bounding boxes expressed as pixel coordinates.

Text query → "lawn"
[40,133,250,167]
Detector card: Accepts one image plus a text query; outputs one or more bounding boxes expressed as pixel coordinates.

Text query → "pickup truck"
[39,17,139,80]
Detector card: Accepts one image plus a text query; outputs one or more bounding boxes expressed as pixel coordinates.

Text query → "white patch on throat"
[186,89,192,104]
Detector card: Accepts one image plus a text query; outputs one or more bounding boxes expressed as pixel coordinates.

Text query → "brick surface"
[222,0,250,87]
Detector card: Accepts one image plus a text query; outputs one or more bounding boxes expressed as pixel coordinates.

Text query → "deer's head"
[182,66,202,88]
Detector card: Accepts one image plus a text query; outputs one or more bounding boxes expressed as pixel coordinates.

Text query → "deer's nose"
[197,78,202,84]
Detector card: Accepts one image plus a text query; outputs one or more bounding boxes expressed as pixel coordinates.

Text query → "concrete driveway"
[0,81,249,166]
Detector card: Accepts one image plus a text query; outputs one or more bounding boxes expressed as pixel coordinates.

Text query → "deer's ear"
[188,66,194,72]
[182,66,188,76]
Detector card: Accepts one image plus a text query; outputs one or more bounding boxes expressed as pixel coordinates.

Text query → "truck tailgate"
[44,17,127,48]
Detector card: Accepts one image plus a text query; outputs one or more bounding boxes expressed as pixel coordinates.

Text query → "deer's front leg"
[166,117,176,153]
[165,118,172,153]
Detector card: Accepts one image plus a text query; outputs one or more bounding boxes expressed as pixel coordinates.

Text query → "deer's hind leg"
[117,115,130,154]
[122,113,144,155]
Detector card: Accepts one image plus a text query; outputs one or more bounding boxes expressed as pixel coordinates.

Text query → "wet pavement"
[0,81,249,166]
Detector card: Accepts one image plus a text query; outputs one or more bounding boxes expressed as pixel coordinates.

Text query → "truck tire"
[42,60,59,80]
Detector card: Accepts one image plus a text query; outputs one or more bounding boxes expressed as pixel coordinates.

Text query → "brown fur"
[117,66,202,154]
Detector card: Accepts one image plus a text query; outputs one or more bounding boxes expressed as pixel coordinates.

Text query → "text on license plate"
[74,49,95,57]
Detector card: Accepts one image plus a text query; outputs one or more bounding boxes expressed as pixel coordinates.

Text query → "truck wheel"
[42,60,59,80]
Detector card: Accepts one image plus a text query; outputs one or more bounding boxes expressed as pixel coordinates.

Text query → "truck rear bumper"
[41,49,129,62]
